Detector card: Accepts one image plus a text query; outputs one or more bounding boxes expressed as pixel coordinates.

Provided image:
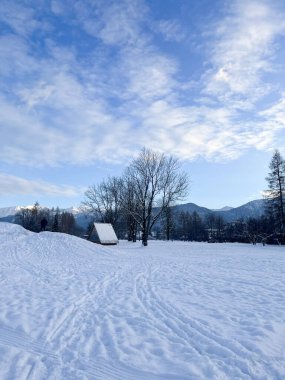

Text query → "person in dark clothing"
[40,218,48,231]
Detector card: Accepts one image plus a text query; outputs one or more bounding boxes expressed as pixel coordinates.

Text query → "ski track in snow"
[0,223,285,379]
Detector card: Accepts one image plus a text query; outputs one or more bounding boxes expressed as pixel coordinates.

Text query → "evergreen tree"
[162,205,175,240]
[265,150,285,233]
[52,208,60,232]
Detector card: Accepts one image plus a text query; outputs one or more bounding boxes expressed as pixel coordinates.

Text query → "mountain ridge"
[0,199,265,226]
[211,206,234,212]
[172,199,265,222]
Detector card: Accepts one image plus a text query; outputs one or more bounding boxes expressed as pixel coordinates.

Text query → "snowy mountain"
[0,205,81,218]
[0,205,45,220]
[0,206,23,218]
[211,206,234,212]
[0,206,23,223]
[64,206,82,215]
[0,199,266,226]
[171,199,265,222]
[218,199,265,222]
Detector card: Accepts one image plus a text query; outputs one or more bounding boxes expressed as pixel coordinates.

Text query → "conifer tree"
[265,150,285,233]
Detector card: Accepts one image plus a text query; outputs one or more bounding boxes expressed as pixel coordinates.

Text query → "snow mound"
[0,222,32,242]
[0,221,107,247]
[0,223,120,286]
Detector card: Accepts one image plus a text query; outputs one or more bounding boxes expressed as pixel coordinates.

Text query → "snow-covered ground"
[0,222,284,380]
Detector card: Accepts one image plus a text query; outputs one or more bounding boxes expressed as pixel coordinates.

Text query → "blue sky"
[1,0,285,209]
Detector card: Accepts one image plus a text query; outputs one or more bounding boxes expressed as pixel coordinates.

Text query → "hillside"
[217,199,265,222]
[171,199,265,222]
[172,202,213,219]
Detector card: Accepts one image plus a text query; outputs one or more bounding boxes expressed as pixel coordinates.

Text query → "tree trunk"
[166,225,170,241]
[132,222,137,242]
[278,174,285,232]
[142,222,148,246]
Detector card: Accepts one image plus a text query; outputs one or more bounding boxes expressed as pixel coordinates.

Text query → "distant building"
[89,223,119,245]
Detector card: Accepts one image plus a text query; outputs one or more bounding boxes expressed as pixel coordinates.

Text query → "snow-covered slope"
[0,223,284,379]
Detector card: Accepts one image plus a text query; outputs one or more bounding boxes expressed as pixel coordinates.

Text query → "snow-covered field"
[0,223,284,380]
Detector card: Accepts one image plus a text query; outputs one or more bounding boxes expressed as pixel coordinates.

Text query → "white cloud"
[0,173,82,197]
[0,1,40,36]
[19,82,55,108]
[74,0,148,46]
[0,1,180,166]
[257,95,285,152]
[0,84,135,166]
[130,97,285,162]
[0,35,38,78]
[1,0,285,169]
[205,0,285,102]
[154,19,186,42]
[119,45,178,102]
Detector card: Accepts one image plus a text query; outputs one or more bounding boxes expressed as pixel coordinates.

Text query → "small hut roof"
[93,223,118,244]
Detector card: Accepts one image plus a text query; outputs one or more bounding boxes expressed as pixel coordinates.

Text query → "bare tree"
[123,148,189,246]
[82,176,123,231]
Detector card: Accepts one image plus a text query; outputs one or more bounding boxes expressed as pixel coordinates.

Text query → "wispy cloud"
[0,0,285,170]
[204,0,285,103]
[134,100,280,162]
[0,173,82,197]
[0,1,41,36]
[73,0,148,46]
[257,95,285,153]
[153,19,186,42]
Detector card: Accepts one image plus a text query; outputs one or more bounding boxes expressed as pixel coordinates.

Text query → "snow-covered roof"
[92,223,118,244]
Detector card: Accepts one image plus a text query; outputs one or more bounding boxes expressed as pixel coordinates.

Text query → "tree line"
[153,210,278,244]
[16,202,80,235]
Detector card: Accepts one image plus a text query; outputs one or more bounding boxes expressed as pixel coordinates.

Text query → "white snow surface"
[0,222,284,380]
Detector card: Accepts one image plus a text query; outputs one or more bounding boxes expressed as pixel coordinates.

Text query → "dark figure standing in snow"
[41,218,48,231]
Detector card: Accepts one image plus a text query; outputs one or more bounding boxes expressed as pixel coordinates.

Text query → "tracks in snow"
[1,229,284,380]
[134,264,279,379]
